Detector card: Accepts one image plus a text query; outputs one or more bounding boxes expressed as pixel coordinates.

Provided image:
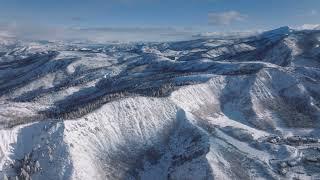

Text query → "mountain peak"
[262,26,291,37]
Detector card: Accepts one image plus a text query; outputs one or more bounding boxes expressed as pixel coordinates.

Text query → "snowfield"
[1,27,320,179]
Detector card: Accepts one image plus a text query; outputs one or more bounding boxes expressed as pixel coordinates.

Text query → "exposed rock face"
[1,27,320,179]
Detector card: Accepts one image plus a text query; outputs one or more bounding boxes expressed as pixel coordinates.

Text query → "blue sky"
[0,0,319,41]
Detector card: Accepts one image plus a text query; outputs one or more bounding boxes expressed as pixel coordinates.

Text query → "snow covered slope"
[1,27,320,179]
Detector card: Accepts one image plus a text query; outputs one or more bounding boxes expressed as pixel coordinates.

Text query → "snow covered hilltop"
[1,26,320,179]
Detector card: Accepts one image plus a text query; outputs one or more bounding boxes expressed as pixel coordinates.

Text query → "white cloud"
[70,27,195,42]
[310,9,318,16]
[296,24,320,30]
[0,22,196,42]
[208,11,247,26]
[301,9,319,17]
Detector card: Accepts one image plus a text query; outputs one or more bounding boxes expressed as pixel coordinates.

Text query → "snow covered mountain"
[1,26,320,180]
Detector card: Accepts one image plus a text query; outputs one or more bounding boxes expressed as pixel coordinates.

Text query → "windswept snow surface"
[1,27,320,179]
